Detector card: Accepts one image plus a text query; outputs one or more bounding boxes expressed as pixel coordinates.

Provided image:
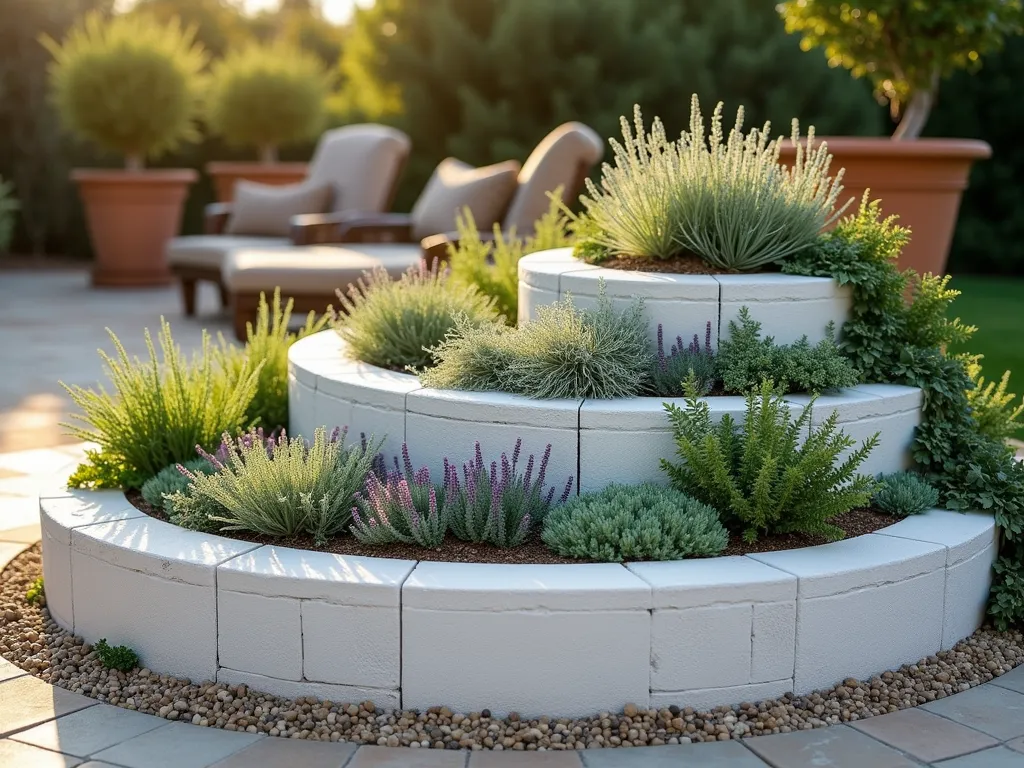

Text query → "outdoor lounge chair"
[219,122,604,339]
[166,124,412,316]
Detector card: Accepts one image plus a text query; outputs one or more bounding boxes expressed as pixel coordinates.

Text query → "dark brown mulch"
[127,490,897,564]
[597,253,786,276]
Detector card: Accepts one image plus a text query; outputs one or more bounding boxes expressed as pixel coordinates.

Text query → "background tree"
[128,0,247,58]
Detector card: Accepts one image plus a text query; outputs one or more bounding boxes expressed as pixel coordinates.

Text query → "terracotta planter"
[780,138,991,276]
[72,169,198,287]
[206,161,309,203]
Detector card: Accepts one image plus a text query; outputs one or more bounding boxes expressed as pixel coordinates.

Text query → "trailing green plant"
[423,287,651,399]
[62,320,261,490]
[25,577,44,605]
[170,427,380,545]
[206,40,329,163]
[445,440,574,548]
[220,289,328,431]
[872,472,940,517]
[573,99,847,270]
[42,12,207,168]
[715,307,858,395]
[334,262,499,371]
[782,196,1024,628]
[140,458,215,513]
[662,380,879,542]
[448,193,573,322]
[350,444,447,548]
[542,483,728,562]
[94,638,139,672]
[647,322,716,397]
[0,176,18,253]
[967,361,1024,441]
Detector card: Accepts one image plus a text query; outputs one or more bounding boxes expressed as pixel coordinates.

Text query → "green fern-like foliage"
[221,289,328,431]
[575,98,847,270]
[661,380,879,542]
[966,360,1024,441]
[542,483,728,562]
[335,262,499,371]
[171,427,381,545]
[62,320,261,490]
[447,192,573,321]
[422,286,651,399]
[0,177,18,253]
[716,307,858,394]
[94,638,139,672]
[872,472,939,517]
[206,41,328,160]
[42,12,206,166]
[140,458,214,513]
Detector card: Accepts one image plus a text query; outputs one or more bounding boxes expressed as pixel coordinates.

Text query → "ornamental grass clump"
[873,472,940,518]
[445,440,573,548]
[574,98,847,270]
[206,41,329,163]
[171,426,380,545]
[542,483,728,562]
[350,444,447,548]
[647,321,716,397]
[62,320,260,490]
[662,380,879,542]
[334,262,499,371]
[716,307,857,395]
[42,12,207,168]
[423,287,651,399]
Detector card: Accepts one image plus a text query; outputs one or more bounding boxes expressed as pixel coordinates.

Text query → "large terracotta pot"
[206,161,308,203]
[72,169,198,287]
[780,138,991,275]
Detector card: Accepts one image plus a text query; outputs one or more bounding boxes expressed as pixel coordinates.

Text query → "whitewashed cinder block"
[403,562,651,716]
[406,389,580,495]
[516,283,559,326]
[287,374,318,443]
[40,525,74,631]
[651,680,794,712]
[302,601,400,688]
[751,534,947,693]
[218,591,302,681]
[287,331,349,389]
[717,273,852,346]
[216,668,400,710]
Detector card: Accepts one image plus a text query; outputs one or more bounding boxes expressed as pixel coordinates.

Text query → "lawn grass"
[948,275,1024,439]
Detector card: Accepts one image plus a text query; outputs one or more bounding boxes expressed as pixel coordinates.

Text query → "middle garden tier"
[289,331,922,494]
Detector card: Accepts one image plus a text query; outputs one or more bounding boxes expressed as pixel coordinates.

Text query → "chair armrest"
[291,212,414,245]
[420,230,498,267]
[204,203,232,235]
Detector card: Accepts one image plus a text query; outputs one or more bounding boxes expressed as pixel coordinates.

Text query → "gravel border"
[3,545,1022,750]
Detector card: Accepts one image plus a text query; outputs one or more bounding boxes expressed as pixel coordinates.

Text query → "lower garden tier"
[288,332,923,492]
[40,478,997,718]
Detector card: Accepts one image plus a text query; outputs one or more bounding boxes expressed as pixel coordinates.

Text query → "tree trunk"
[259,145,279,164]
[893,69,940,141]
[125,154,144,171]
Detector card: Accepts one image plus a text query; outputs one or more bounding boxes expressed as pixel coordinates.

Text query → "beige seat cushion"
[410,158,520,240]
[224,181,333,237]
[307,124,412,214]
[166,235,291,269]
[223,244,422,294]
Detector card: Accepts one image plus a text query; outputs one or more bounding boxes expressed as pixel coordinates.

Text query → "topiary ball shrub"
[140,458,215,513]
[542,483,728,562]
[206,41,329,163]
[334,262,500,371]
[42,12,207,168]
[873,471,940,517]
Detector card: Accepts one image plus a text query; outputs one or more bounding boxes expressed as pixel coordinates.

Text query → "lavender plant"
[445,440,573,548]
[647,321,716,397]
[350,444,448,548]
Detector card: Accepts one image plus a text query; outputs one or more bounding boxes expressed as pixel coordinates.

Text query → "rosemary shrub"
[542,483,728,562]
[334,262,499,371]
[62,320,260,490]
[662,380,879,542]
[575,98,847,271]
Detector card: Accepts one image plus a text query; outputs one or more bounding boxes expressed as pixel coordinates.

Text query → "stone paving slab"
[743,724,922,767]
[849,707,1000,762]
[0,738,83,767]
[208,736,359,767]
[922,683,1024,740]
[89,722,263,768]
[933,745,1024,767]
[992,664,1024,695]
[10,702,167,758]
[1011,737,1024,755]
[0,674,97,737]
[346,745,469,766]
[470,751,583,766]
[0,655,26,683]
[579,741,768,766]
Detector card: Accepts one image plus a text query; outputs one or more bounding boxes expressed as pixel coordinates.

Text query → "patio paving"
[0,269,1023,766]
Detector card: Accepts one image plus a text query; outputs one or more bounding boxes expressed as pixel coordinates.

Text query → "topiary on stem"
[42,12,207,169]
[206,41,329,163]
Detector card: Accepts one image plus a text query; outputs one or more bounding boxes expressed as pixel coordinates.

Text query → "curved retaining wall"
[518,248,852,347]
[40,481,997,718]
[288,333,922,489]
